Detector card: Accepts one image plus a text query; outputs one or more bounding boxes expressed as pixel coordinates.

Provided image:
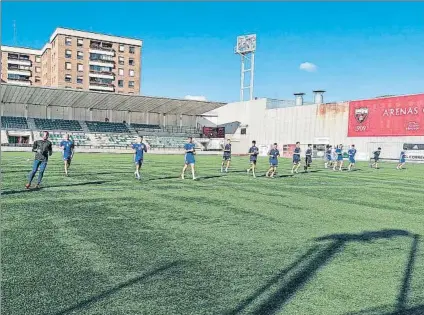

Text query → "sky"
[1,2,423,103]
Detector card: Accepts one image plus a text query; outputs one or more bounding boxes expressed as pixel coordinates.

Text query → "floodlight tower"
[235,34,256,102]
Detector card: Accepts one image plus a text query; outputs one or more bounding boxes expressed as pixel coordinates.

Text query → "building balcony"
[7,78,32,86]
[89,44,115,52]
[89,71,115,80]
[7,69,32,77]
[89,48,115,57]
[89,83,115,92]
[7,58,32,66]
[89,60,115,68]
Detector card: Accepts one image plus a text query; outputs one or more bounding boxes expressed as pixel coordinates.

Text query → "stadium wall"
[209,98,424,159]
[1,102,197,127]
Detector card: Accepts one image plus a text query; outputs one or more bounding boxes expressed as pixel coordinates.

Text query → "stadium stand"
[1,116,29,129]
[130,123,161,131]
[1,84,227,150]
[34,118,82,131]
[92,134,138,147]
[41,132,90,146]
[147,136,188,149]
[86,121,129,133]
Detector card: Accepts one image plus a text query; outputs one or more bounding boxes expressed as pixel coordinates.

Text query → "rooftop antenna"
[13,20,17,45]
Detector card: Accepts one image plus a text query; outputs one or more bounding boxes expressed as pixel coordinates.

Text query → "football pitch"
[2,152,424,315]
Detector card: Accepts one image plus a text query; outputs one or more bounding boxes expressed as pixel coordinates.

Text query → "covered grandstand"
[0,84,227,151]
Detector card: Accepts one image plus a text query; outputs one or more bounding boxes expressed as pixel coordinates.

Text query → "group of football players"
[24,132,409,188]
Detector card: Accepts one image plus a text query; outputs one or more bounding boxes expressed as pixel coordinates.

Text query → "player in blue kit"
[333,144,344,171]
[266,143,280,178]
[221,139,232,173]
[325,145,332,169]
[247,140,259,178]
[291,142,301,174]
[132,136,148,180]
[304,144,313,172]
[396,151,406,170]
[59,134,75,176]
[181,137,197,180]
[347,144,357,171]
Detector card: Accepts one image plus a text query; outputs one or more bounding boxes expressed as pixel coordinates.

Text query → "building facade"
[207,94,424,160]
[1,27,142,94]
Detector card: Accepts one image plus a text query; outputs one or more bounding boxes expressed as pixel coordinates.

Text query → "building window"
[119,44,124,52]
[118,80,124,87]
[35,56,41,63]
[77,76,83,84]
[65,74,72,82]
[128,81,134,88]
[65,50,72,58]
[65,62,72,70]
[129,46,135,54]
[118,68,124,76]
[35,67,41,73]
[129,69,134,77]
[118,56,124,65]
[77,38,83,47]
[129,58,134,66]
[35,76,41,83]
[77,64,84,72]
[65,37,72,46]
[77,51,83,60]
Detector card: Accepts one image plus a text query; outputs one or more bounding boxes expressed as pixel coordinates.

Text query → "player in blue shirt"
[221,139,232,173]
[333,144,344,171]
[291,142,301,174]
[347,144,357,171]
[396,151,406,170]
[132,136,148,180]
[266,143,280,178]
[247,140,259,178]
[304,144,313,172]
[59,134,75,176]
[325,145,332,169]
[181,137,197,180]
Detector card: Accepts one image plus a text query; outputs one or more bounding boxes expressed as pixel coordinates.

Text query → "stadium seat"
[34,118,82,131]
[1,116,29,129]
[86,121,129,133]
[130,123,161,130]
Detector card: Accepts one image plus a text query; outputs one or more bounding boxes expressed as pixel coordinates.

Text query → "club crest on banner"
[354,108,369,124]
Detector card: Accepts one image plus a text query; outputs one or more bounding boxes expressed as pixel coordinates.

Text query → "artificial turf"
[1,152,423,315]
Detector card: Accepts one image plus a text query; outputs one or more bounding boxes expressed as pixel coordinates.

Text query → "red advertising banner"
[348,94,424,137]
[282,144,296,158]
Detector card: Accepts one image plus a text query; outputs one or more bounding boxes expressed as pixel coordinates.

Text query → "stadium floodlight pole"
[250,53,255,101]
[235,34,256,102]
[240,54,245,101]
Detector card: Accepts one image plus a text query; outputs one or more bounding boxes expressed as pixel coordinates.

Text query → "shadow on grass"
[226,229,416,315]
[2,180,110,196]
[52,261,182,315]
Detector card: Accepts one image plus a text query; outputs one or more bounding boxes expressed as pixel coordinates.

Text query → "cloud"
[299,62,317,72]
[184,95,207,102]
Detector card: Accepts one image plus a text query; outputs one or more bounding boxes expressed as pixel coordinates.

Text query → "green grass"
[2,152,424,315]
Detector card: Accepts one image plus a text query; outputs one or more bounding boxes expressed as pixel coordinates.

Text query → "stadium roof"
[0,84,226,116]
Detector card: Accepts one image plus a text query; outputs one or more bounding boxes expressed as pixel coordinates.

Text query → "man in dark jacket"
[25,131,53,189]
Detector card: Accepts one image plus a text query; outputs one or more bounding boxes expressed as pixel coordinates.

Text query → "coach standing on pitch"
[25,131,53,189]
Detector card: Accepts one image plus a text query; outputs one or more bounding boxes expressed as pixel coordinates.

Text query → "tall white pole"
[240,55,245,102]
[250,52,255,101]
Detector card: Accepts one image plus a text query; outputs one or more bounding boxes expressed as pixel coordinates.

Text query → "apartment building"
[1,27,142,94]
